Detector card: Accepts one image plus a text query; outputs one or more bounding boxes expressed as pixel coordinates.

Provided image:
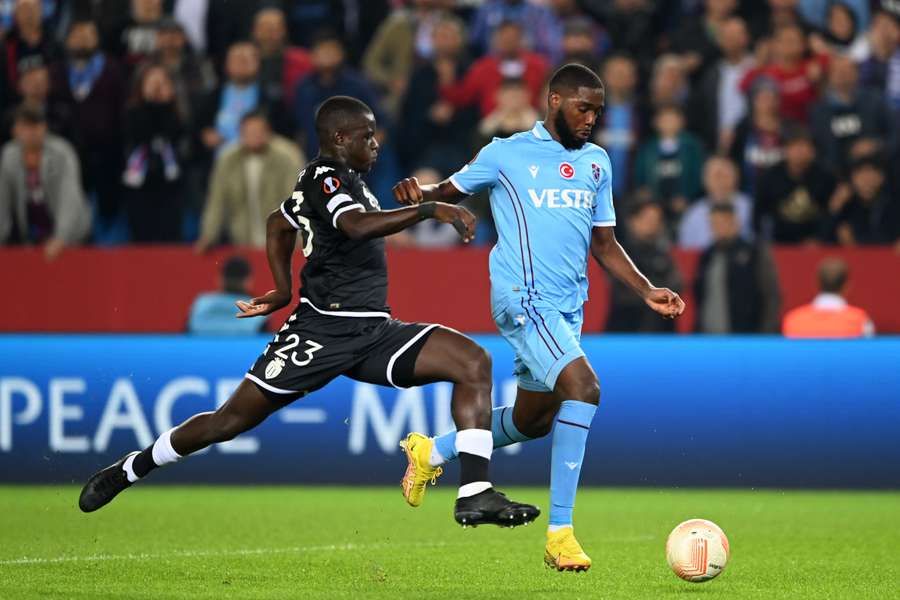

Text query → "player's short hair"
[817,258,848,293]
[315,96,373,141]
[548,63,603,95]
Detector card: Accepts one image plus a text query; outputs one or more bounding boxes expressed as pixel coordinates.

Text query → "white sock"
[455,429,492,460]
[455,429,492,498]
[548,524,573,533]
[122,451,140,483]
[151,428,183,467]
[429,443,446,467]
[457,481,492,498]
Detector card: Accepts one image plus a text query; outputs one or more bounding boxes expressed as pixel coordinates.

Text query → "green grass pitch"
[1,486,898,599]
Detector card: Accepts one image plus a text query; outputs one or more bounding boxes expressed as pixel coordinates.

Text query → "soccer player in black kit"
[79,96,540,528]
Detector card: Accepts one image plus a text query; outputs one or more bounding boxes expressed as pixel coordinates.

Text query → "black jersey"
[279,157,389,314]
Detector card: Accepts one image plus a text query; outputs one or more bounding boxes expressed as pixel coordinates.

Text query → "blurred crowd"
[1,1,898,259]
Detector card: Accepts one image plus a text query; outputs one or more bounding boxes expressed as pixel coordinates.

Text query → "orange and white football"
[665,518,730,582]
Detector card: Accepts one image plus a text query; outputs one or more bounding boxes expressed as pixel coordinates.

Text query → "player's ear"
[548,91,561,110]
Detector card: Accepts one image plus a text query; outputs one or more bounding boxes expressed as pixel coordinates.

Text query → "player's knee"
[527,414,555,438]
[459,344,492,388]
[579,378,601,406]
[561,376,600,406]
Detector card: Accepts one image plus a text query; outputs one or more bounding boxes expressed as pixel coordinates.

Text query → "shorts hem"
[244,374,305,404]
[387,323,441,388]
[543,349,586,392]
[516,376,551,393]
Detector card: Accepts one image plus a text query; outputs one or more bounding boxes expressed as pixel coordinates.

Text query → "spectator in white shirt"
[679,155,753,249]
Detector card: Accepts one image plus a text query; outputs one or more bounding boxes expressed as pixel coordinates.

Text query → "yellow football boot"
[544,527,592,572]
[399,432,443,507]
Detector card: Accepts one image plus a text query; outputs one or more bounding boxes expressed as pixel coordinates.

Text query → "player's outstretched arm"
[393,177,468,206]
[338,202,476,243]
[236,210,297,318]
[590,226,685,320]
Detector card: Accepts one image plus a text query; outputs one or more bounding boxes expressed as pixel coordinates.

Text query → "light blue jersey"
[450,121,615,313]
[449,121,616,392]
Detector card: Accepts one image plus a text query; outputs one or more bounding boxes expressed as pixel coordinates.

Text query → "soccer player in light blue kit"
[395,64,685,570]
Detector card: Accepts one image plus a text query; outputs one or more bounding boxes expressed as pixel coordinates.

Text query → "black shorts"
[245,301,440,403]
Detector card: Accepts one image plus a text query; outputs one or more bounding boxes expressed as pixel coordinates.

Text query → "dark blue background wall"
[1,336,898,487]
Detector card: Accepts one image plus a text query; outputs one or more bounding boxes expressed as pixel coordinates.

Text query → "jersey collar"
[531,120,588,155]
[531,121,552,141]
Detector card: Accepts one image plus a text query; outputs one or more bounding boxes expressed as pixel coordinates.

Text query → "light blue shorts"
[491,291,585,393]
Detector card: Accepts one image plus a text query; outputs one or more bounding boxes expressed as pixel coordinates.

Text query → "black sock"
[131,445,158,479]
[458,452,490,487]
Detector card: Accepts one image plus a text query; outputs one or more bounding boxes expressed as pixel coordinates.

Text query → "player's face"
[342,113,379,172]
[552,86,604,150]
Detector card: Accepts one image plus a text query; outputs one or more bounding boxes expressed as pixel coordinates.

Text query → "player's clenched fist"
[393,177,424,205]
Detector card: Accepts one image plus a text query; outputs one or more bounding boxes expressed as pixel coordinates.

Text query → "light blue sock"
[549,400,597,527]
[433,406,531,463]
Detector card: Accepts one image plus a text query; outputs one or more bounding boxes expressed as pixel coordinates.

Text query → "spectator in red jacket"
[440,20,548,118]
[741,23,829,122]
